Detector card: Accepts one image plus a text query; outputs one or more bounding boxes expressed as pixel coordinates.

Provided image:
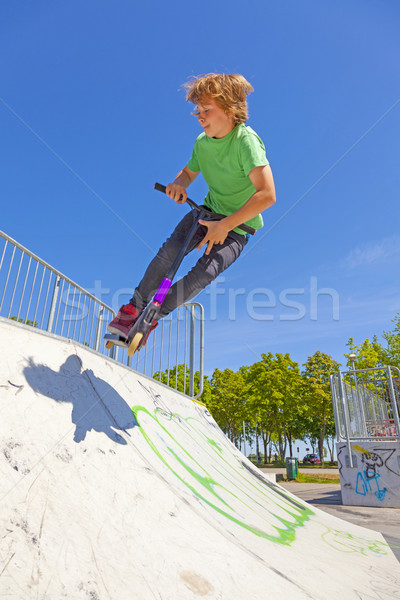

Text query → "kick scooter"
[104,182,256,357]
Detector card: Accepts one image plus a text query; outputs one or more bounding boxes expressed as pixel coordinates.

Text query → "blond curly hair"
[184,73,254,125]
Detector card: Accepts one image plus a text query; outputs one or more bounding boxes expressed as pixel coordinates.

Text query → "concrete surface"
[280,482,400,562]
[260,467,400,561]
[1,317,400,600]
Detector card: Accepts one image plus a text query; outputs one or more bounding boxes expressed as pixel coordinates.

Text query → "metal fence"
[330,366,400,444]
[0,230,204,398]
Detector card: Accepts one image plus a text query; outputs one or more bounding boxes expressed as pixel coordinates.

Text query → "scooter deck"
[104,333,130,349]
[104,330,145,357]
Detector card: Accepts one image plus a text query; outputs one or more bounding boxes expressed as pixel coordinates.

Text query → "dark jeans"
[130,209,248,318]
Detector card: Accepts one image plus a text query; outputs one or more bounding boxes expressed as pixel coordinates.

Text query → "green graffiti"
[320,527,394,557]
[206,437,222,453]
[132,404,314,546]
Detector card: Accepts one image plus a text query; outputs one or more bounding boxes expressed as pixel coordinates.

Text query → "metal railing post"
[94,306,103,352]
[351,361,368,437]
[184,302,204,399]
[47,276,61,333]
[329,374,340,441]
[189,305,195,397]
[338,372,353,467]
[386,366,400,437]
[196,304,204,399]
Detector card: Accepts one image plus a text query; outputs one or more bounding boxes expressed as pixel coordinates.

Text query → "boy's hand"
[197,220,230,255]
[165,183,187,204]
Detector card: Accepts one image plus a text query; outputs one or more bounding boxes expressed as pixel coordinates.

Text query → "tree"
[325,429,336,463]
[242,357,277,463]
[302,351,341,465]
[207,368,248,446]
[382,313,400,368]
[244,353,306,462]
[153,364,211,402]
[345,336,386,370]
[345,313,400,370]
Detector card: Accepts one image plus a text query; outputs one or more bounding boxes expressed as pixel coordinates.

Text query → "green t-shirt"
[187,123,269,233]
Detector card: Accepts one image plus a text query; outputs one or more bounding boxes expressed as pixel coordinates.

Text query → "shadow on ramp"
[23,354,138,444]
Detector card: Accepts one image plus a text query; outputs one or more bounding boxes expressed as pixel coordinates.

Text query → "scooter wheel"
[105,341,114,350]
[127,331,143,357]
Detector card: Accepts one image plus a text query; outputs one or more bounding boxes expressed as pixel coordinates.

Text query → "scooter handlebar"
[154,182,256,236]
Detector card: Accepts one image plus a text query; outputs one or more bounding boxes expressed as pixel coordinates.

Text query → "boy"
[108,73,276,344]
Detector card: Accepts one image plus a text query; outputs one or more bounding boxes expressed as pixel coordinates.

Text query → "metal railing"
[0,230,204,398]
[330,366,400,447]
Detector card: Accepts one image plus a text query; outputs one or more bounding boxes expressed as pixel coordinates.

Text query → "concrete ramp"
[0,318,399,599]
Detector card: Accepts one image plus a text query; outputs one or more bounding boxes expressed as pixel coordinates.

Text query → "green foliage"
[153,364,210,400]
[207,368,247,445]
[345,312,400,369]
[10,316,38,327]
[243,353,306,460]
[345,336,386,370]
[382,313,400,368]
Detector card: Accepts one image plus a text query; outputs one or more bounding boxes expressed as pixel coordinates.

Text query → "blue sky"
[1,0,399,378]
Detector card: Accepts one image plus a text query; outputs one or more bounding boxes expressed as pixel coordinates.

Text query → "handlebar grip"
[154,182,256,236]
[154,182,167,194]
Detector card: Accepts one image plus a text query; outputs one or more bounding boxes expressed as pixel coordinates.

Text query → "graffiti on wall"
[353,444,399,502]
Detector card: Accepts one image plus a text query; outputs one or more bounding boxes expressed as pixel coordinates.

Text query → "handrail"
[0,230,110,310]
